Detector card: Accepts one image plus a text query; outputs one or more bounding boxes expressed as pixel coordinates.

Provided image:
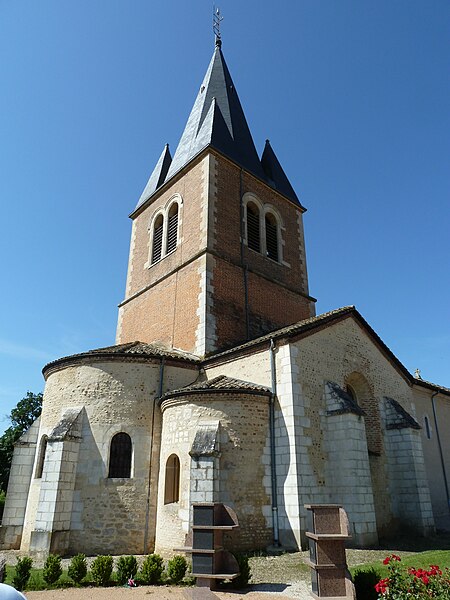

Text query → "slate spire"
[165,44,265,181]
[134,43,302,211]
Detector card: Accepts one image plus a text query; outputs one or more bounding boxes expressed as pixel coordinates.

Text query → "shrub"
[43,554,63,586]
[375,554,450,599]
[91,555,113,587]
[230,553,251,589]
[12,556,33,591]
[354,567,381,600]
[139,553,164,585]
[167,555,187,584]
[116,555,138,585]
[68,553,87,584]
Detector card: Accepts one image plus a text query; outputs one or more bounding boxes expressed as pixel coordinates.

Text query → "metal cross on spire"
[213,6,223,47]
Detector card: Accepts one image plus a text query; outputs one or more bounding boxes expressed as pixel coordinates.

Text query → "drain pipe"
[269,338,280,546]
[239,167,250,340]
[431,391,450,514]
[143,357,165,553]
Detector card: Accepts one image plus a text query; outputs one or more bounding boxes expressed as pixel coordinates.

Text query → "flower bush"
[375,554,450,599]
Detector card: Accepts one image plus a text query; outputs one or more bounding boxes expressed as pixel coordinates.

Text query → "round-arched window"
[164,454,180,504]
[108,432,132,478]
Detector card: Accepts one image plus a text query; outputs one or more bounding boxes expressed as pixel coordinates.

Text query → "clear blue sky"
[0,1,449,433]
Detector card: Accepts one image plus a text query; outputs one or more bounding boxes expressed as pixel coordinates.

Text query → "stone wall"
[0,418,40,549]
[205,314,436,546]
[20,358,195,555]
[412,385,450,525]
[155,392,272,555]
[382,398,435,535]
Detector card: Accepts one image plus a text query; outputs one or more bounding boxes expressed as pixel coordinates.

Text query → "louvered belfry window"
[108,432,132,478]
[265,213,279,261]
[166,203,179,254]
[152,215,164,264]
[246,202,260,252]
[164,453,180,504]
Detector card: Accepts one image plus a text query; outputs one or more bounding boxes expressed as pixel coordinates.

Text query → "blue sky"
[0,1,449,434]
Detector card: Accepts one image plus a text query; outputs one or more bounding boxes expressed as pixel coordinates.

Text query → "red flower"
[421,575,429,585]
[383,554,401,565]
[375,577,390,594]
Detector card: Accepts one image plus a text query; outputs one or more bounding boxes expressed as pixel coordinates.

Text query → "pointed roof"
[261,139,300,205]
[130,43,304,215]
[161,375,271,401]
[135,144,172,210]
[165,43,265,182]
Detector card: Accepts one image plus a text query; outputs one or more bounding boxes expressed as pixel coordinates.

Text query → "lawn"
[349,550,450,579]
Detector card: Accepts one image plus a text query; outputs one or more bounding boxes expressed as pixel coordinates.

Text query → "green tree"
[0,391,42,492]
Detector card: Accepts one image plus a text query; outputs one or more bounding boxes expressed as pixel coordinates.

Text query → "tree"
[0,391,42,492]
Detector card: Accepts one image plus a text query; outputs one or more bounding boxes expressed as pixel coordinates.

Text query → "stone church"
[1,37,449,558]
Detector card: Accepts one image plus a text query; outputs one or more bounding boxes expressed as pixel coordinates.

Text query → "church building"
[1,34,449,557]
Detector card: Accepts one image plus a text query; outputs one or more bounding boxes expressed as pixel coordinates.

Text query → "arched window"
[35,435,48,479]
[424,416,431,439]
[108,432,132,478]
[164,454,180,504]
[265,213,279,261]
[246,202,260,252]
[151,215,164,264]
[166,203,179,254]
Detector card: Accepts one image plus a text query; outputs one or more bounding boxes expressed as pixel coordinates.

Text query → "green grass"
[350,550,450,579]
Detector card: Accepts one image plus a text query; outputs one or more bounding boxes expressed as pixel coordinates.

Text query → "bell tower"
[116,39,316,357]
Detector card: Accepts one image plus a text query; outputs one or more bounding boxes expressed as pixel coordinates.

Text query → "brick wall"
[118,149,315,355]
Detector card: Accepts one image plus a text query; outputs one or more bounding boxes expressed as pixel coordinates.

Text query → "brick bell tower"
[116,37,316,357]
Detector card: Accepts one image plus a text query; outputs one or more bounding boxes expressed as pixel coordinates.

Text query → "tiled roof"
[205,306,450,396]
[161,375,271,400]
[206,306,357,360]
[412,378,450,396]
[43,341,200,376]
[42,308,450,397]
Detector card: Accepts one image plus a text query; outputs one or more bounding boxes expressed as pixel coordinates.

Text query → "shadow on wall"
[64,418,153,556]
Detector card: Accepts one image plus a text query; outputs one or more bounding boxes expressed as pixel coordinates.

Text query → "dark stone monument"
[176,502,239,590]
[305,504,355,599]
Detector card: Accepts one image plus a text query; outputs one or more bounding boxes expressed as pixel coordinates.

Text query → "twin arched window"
[245,198,281,262]
[151,200,180,265]
[108,432,132,478]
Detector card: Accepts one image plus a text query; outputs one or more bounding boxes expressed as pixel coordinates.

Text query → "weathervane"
[213,6,223,47]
